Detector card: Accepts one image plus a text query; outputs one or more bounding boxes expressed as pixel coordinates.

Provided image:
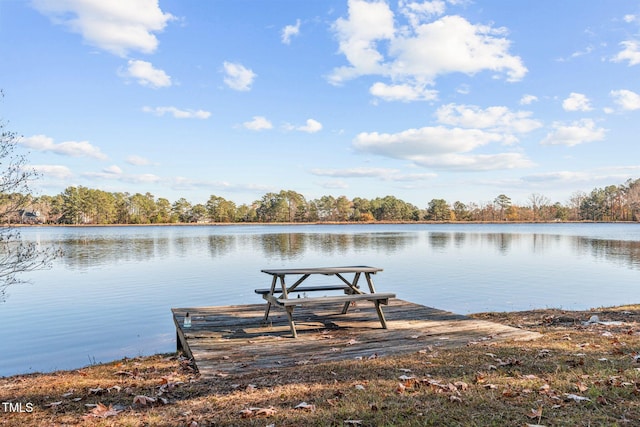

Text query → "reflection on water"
[1,223,639,377]
[44,228,640,274]
[207,234,236,258]
[54,230,421,268]
[59,237,171,269]
[256,232,416,259]
[423,231,640,267]
[578,237,640,270]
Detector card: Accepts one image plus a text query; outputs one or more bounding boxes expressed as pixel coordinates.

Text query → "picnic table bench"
[257,266,395,338]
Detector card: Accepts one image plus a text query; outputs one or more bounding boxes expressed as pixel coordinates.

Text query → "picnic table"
[255,266,396,338]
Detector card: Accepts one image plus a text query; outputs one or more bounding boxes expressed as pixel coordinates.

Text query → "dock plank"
[172,299,540,378]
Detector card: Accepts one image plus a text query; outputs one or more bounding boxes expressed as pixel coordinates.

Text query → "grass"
[2,305,640,426]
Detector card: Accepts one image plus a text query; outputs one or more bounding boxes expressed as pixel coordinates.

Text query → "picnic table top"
[261,266,383,275]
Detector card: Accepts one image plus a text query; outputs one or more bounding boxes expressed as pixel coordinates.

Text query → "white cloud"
[127,173,161,183]
[312,167,398,178]
[610,89,640,111]
[399,0,447,25]
[103,165,123,175]
[412,152,533,170]
[562,92,592,112]
[31,165,73,180]
[519,94,538,105]
[31,0,174,57]
[142,106,211,119]
[82,169,161,184]
[126,155,152,166]
[243,116,272,131]
[612,40,640,65]
[319,180,349,189]
[522,171,590,183]
[331,0,395,81]
[354,126,498,157]
[522,167,640,186]
[541,119,607,147]
[353,125,532,171]
[352,102,541,171]
[390,15,527,82]
[281,19,301,44]
[310,167,436,181]
[330,1,526,102]
[223,62,256,91]
[297,119,323,133]
[20,134,107,160]
[624,14,638,23]
[119,59,171,88]
[369,82,438,102]
[456,84,470,95]
[435,104,542,136]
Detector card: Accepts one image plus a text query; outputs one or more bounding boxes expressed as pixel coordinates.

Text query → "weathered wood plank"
[171,299,540,378]
[254,285,351,294]
[261,266,383,275]
[268,292,395,306]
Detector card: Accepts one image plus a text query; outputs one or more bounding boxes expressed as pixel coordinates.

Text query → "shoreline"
[6,219,636,227]
[2,303,640,426]
[1,302,634,380]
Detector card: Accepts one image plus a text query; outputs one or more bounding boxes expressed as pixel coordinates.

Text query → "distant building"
[19,210,43,224]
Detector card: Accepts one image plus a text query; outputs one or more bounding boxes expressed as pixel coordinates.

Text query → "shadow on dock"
[171,299,540,378]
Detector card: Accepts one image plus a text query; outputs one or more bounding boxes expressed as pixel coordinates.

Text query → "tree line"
[6,178,640,225]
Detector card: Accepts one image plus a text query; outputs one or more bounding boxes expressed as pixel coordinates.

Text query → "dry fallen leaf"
[239,408,254,418]
[454,381,469,391]
[133,395,156,406]
[502,389,519,398]
[254,406,277,416]
[575,381,589,392]
[84,402,122,419]
[239,406,277,418]
[526,406,543,419]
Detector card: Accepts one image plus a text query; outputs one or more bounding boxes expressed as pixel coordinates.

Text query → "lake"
[1,223,639,377]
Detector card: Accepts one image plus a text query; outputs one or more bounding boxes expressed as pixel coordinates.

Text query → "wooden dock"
[171,299,540,378]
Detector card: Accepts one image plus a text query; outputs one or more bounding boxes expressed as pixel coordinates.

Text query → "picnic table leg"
[285,306,297,338]
[262,275,278,323]
[374,300,388,329]
[366,272,388,328]
[341,272,361,314]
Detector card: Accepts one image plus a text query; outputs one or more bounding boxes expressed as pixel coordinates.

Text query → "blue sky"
[1,0,640,208]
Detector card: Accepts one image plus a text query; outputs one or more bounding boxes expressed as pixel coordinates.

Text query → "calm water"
[1,223,639,377]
